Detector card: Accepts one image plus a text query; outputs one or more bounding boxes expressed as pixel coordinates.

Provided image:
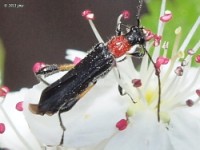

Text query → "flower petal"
[168,108,200,150]
[62,84,127,147]
[0,89,41,150]
[104,111,172,150]
[23,72,71,145]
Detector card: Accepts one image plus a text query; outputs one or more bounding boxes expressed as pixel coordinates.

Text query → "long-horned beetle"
[30,0,150,145]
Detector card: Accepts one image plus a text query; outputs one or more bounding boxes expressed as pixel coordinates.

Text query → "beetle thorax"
[107,35,132,58]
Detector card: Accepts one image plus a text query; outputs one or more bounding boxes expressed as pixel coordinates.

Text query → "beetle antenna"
[142,45,161,122]
[136,0,143,27]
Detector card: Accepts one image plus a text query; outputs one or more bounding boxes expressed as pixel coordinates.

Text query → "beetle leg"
[57,82,96,145]
[118,85,126,96]
[116,23,130,36]
[118,84,136,103]
[128,45,145,58]
[113,65,136,103]
[58,64,75,71]
[116,23,122,36]
[35,64,75,85]
[36,64,75,77]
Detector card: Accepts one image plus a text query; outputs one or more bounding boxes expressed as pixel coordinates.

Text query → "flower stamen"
[0,89,34,149]
[82,9,94,20]
[32,62,46,73]
[16,101,24,111]
[160,10,172,22]
[155,56,169,70]
[82,9,104,43]
[196,89,200,97]
[175,66,184,76]
[132,79,142,87]
[153,35,162,47]
[144,29,155,41]
[0,123,5,134]
[121,10,130,20]
[116,119,128,131]
[186,99,194,107]
[73,57,82,65]
[178,17,200,53]
[0,86,10,98]
[162,41,169,57]
[195,55,200,63]
[187,49,195,55]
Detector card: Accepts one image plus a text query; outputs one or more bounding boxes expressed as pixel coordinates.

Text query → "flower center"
[127,88,171,124]
[145,89,157,105]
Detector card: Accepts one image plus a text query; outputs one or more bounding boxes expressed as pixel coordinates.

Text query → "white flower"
[2,0,200,149]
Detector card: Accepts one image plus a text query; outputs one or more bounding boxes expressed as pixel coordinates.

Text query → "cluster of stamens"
[0,85,25,144]
[80,7,200,131]
[0,86,9,134]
